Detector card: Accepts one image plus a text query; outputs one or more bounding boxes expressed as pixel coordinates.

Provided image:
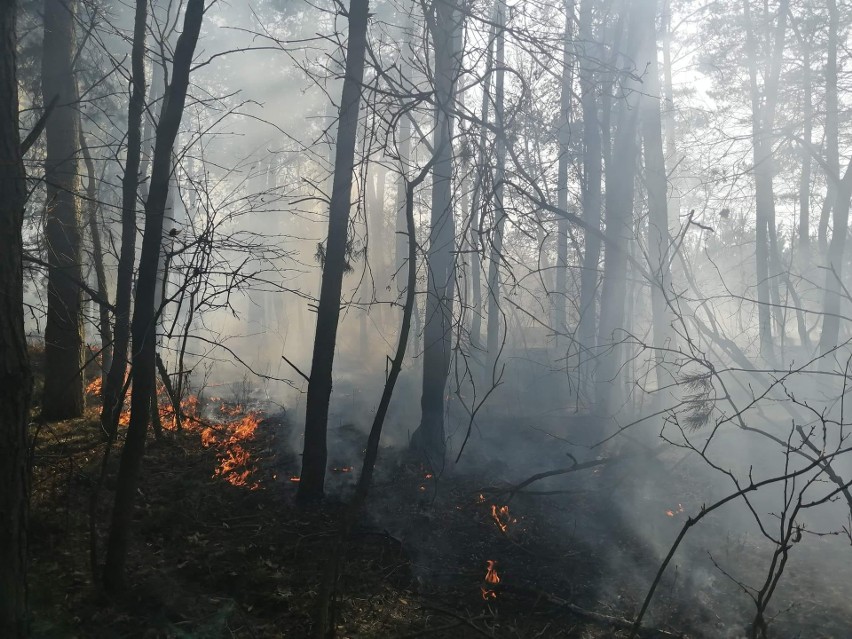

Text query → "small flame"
[424,473,433,479]
[491,505,516,533]
[481,560,500,599]
[477,493,485,503]
[289,476,300,483]
[332,466,354,473]
[485,560,500,584]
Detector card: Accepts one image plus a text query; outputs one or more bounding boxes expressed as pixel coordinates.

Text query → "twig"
[281,354,310,383]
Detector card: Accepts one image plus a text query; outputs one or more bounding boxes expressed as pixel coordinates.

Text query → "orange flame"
[491,505,516,533]
[481,560,500,600]
[85,377,103,396]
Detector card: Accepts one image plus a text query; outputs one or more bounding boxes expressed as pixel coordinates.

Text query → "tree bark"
[100,0,148,437]
[410,0,462,466]
[0,1,33,634]
[103,0,204,589]
[298,0,371,503]
[41,0,85,420]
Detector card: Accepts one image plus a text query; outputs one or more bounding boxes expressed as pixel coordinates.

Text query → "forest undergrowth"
[25,362,852,638]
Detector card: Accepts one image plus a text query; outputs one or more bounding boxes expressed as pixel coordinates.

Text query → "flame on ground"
[95,376,264,489]
[481,560,500,600]
[85,377,103,396]
[491,505,516,533]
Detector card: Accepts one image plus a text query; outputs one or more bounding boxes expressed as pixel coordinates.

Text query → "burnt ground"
[26,385,852,638]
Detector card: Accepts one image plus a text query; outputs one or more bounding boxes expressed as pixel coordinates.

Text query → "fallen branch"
[529,588,681,638]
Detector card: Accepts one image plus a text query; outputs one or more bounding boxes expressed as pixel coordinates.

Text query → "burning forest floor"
[26,380,852,638]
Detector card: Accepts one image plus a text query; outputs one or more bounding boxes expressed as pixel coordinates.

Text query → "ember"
[332,466,354,473]
[665,503,685,517]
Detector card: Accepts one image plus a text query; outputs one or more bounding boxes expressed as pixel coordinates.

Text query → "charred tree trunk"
[576,0,602,403]
[79,126,113,384]
[486,0,506,373]
[100,0,148,437]
[41,0,85,420]
[410,0,462,466]
[103,0,204,589]
[298,0,371,503]
[0,2,33,634]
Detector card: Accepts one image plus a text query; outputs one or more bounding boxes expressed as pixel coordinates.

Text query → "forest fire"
[481,560,501,600]
[490,504,516,533]
[85,377,103,396]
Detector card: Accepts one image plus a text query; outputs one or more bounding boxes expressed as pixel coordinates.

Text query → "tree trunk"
[798,41,811,253]
[298,0,371,503]
[818,159,852,362]
[103,0,204,589]
[638,0,672,398]
[594,0,641,417]
[743,0,789,363]
[468,12,496,351]
[411,0,462,465]
[554,0,575,343]
[41,0,85,420]
[100,0,148,437]
[486,0,506,373]
[0,2,33,634]
[817,0,838,253]
[79,125,113,384]
[576,0,603,403]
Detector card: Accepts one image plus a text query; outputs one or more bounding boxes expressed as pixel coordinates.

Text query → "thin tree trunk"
[743,0,788,363]
[79,125,113,384]
[577,0,602,404]
[298,0,371,503]
[41,0,85,420]
[638,0,672,398]
[411,0,462,465]
[817,0,838,253]
[0,1,33,634]
[486,0,506,373]
[100,0,148,437]
[554,0,575,342]
[798,43,811,253]
[103,0,204,589]
[468,11,496,351]
[818,159,852,362]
